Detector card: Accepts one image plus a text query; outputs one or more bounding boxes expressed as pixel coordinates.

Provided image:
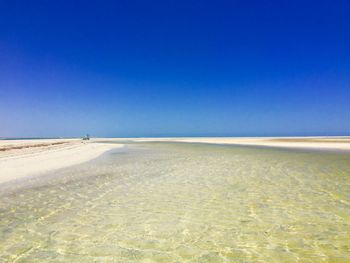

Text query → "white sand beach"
[0,139,123,184]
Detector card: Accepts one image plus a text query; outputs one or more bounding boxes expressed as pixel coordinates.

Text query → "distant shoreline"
[0,137,78,140]
[99,136,350,152]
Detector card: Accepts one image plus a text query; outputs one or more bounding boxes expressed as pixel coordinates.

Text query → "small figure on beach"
[83,134,90,140]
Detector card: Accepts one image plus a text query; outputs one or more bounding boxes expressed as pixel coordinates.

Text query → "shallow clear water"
[0,142,350,262]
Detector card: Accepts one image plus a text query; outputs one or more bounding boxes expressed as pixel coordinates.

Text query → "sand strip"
[0,139,123,185]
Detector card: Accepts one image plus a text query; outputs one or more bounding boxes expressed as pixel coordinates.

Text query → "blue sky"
[1,0,349,137]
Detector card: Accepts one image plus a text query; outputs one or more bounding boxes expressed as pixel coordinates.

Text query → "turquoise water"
[0,142,350,262]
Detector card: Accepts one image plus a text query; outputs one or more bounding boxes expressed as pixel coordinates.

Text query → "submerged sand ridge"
[101,136,350,151]
[0,139,123,184]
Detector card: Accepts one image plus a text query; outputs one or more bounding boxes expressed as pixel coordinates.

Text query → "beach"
[0,139,123,185]
[3,0,349,261]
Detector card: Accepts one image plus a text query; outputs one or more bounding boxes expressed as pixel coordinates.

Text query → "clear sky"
[1,0,349,138]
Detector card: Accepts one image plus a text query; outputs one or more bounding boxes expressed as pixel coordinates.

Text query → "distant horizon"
[2,134,350,140]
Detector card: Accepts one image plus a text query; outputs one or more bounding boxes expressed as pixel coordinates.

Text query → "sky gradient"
[1,0,349,138]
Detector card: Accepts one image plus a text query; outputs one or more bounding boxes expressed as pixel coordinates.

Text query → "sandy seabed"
[0,140,349,262]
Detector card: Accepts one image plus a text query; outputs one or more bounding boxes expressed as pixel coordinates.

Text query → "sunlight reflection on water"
[0,143,350,262]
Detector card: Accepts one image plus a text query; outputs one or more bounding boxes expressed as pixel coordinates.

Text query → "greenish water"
[0,142,350,262]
